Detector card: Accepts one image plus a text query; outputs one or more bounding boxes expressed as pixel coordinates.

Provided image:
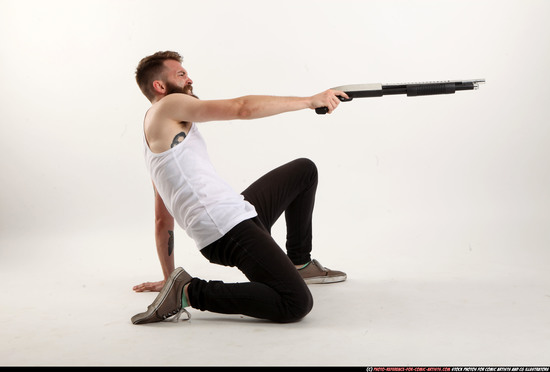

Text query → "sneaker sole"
[303,274,347,284]
[131,267,184,325]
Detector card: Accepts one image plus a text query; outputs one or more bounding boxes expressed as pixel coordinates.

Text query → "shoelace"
[169,308,192,323]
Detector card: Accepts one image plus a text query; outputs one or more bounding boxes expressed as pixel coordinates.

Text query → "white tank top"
[143,123,257,249]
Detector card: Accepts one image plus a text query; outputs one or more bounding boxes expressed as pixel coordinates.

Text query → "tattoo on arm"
[168,230,174,256]
[171,132,187,148]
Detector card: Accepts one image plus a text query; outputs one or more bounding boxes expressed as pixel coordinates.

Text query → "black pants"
[187,158,318,323]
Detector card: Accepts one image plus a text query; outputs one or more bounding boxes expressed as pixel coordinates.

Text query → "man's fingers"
[335,90,349,100]
[133,283,146,292]
[133,282,153,292]
[329,93,340,113]
[133,280,165,292]
[312,89,348,114]
[327,89,348,113]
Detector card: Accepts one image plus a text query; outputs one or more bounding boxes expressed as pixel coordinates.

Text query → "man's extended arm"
[157,89,348,124]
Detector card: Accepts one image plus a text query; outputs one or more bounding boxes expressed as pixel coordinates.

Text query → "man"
[131,51,347,324]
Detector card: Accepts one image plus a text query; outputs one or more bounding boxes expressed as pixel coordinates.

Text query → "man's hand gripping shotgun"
[316,79,486,114]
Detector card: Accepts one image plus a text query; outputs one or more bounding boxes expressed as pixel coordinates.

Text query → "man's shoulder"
[147,95,187,120]
[158,93,194,107]
[154,93,199,119]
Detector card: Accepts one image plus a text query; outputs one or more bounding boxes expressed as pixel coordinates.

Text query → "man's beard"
[165,81,199,99]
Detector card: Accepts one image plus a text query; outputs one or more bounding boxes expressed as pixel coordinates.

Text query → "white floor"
[0,227,548,367]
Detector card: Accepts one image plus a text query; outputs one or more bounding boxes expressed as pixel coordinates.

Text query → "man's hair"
[135,51,183,102]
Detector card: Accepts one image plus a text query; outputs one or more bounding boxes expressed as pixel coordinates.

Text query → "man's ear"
[153,80,166,95]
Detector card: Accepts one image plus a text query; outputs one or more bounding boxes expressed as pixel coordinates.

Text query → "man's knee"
[293,158,318,183]
[278,286,314,323]
[293,288,314,320]
[295,157,317,172]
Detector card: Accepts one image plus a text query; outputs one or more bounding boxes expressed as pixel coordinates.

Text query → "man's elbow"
[154,214,174,231]
[235,98,254,120]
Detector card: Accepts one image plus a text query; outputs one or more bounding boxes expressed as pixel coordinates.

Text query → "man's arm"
[157,89,348,124]
[133,182,175,292]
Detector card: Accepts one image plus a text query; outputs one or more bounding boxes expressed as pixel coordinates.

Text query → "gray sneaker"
[298,259,347,284]
[131,267,192,324]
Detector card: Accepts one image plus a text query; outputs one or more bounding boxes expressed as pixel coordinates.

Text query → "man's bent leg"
[188,219,313,323]
[241,158,318,265]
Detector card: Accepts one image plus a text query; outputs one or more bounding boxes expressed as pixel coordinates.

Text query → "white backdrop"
[0,0,549,366]
[1,0,549,267]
